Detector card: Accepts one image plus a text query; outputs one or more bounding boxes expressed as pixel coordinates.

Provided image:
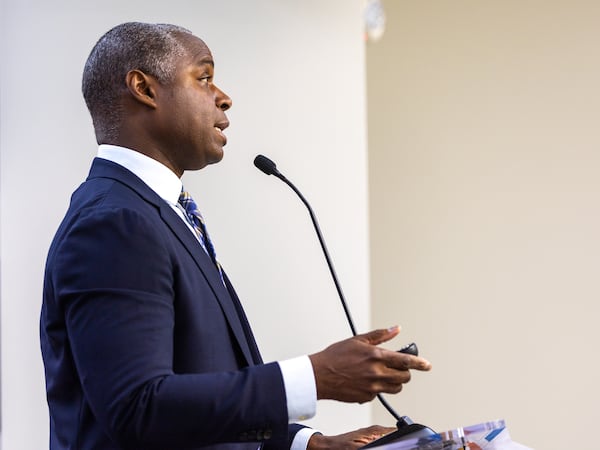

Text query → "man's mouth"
[214,125,227,144]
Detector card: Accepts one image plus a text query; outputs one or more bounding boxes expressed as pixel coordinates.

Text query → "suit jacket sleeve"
[280,424,311,450]
[44,193,291,449]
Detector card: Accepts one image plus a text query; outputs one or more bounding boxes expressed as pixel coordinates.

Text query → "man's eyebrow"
[194,55,214,68]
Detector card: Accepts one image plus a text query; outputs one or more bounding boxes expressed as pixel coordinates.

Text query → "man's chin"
[207,149,225,165]
[190,150,225,171]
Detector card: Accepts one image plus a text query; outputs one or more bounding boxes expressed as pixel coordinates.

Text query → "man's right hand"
[308,326,432,403]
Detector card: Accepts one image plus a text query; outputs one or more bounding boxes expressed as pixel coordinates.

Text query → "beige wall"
[368,2,600,449]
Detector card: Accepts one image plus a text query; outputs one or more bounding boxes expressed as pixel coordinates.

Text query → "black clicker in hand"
[398,342,418,356]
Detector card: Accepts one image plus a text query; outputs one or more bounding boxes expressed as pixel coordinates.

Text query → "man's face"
[152,34,232,175]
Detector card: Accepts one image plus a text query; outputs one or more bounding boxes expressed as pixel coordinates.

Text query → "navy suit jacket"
[41,158,305,449]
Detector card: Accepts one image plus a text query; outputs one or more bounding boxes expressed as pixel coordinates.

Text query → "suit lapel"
[158,203,257,366]
[88,158,256,367]
[223,272,263,365]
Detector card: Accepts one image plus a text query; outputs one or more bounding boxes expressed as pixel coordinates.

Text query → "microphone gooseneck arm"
[274,171,358,337]
[253,154,403,422]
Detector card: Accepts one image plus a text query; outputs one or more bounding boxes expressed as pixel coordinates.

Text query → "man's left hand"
[307,425,396,450]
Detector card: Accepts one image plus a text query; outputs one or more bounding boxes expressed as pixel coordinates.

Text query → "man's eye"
[198,76,211,83]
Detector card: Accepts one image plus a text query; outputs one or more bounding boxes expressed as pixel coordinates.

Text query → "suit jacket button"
[263,429,272,440]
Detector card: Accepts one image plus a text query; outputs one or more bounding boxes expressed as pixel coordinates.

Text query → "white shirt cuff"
[291,428,321,450]
[278,355,317,422]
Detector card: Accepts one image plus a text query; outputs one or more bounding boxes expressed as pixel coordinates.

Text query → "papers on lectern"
[373,419,533,450]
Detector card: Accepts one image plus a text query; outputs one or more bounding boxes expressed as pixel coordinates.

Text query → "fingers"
[382,350,432,372]
[357,325,401,346]
[354,353,431,401]
[349,425,396,445]
[358,425,396,442]
[358,327,432,371]
[361,425,396,436]
[307,425,397,450]
[310,327,432,403]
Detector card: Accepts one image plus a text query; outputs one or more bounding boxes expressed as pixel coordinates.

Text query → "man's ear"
[125,69,159,108]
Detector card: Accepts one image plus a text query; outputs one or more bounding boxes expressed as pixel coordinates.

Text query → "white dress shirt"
[97,145,319,450]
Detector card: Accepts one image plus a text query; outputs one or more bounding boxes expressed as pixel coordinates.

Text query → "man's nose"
[215,86,232,111]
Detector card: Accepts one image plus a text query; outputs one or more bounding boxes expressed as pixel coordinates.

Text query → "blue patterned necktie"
[178,189,222,276]
[179,189,261,365]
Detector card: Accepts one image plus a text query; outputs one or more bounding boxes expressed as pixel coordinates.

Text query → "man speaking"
[40,22,431,450]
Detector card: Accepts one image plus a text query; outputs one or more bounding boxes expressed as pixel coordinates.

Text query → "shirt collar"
[97,144,182,205]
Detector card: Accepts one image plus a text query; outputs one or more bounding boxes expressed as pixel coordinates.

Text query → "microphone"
[254,154,357,336]
[254,154,419,417]
[253,154,282,178]
[253,154,437,447]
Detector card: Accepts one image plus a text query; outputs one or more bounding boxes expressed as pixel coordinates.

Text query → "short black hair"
[82,22,193,142]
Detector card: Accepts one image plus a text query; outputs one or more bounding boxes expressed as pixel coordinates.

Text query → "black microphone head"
[254,154,280,176]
